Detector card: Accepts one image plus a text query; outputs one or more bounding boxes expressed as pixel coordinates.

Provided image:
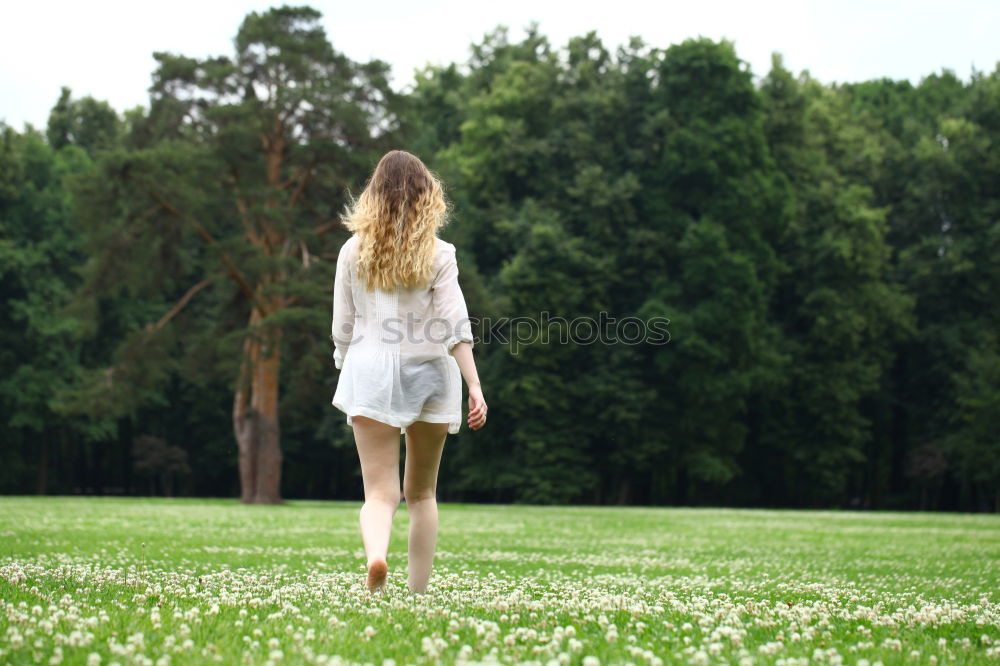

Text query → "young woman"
[331,150,487,594]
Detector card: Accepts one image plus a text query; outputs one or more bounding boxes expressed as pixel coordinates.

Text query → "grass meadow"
[1,497,998,665]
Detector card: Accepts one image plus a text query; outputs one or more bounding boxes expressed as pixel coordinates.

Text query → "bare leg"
[352,415,402,590]
[402,420,449,593]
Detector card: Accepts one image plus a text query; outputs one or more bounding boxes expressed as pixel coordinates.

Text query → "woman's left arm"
[331,238,357,369]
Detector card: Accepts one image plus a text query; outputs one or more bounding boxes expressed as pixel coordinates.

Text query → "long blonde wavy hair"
[339,150,451,291]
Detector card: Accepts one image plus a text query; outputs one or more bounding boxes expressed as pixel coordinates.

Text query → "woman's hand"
[467,384,487,430]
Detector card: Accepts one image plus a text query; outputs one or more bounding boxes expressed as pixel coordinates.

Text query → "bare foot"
[366,558,388,592]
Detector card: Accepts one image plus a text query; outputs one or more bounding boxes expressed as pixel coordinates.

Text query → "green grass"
[1,497,998,665]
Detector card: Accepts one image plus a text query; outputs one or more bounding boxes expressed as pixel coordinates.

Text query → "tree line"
[1,6,997,511]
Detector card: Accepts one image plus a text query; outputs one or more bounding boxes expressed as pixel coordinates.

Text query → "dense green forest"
[1,7,997,510]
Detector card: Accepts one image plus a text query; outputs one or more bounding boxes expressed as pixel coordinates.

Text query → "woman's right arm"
[331,237,356,369]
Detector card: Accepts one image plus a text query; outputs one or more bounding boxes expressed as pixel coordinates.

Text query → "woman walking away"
[331,150,487,594]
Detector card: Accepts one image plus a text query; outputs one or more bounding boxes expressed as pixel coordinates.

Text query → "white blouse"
[331,234,474,434]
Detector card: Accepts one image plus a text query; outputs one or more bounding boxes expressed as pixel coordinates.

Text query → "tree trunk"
[233,118,290,505]
[616,478,631,506]
[233,303,285,504]
[81,439,91,494]
[36,436,48,495]
[234,318,258,503]
[94,442,105,495]
[60,427,71,494]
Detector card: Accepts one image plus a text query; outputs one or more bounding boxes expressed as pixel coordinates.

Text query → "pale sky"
[2,0,997,131]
